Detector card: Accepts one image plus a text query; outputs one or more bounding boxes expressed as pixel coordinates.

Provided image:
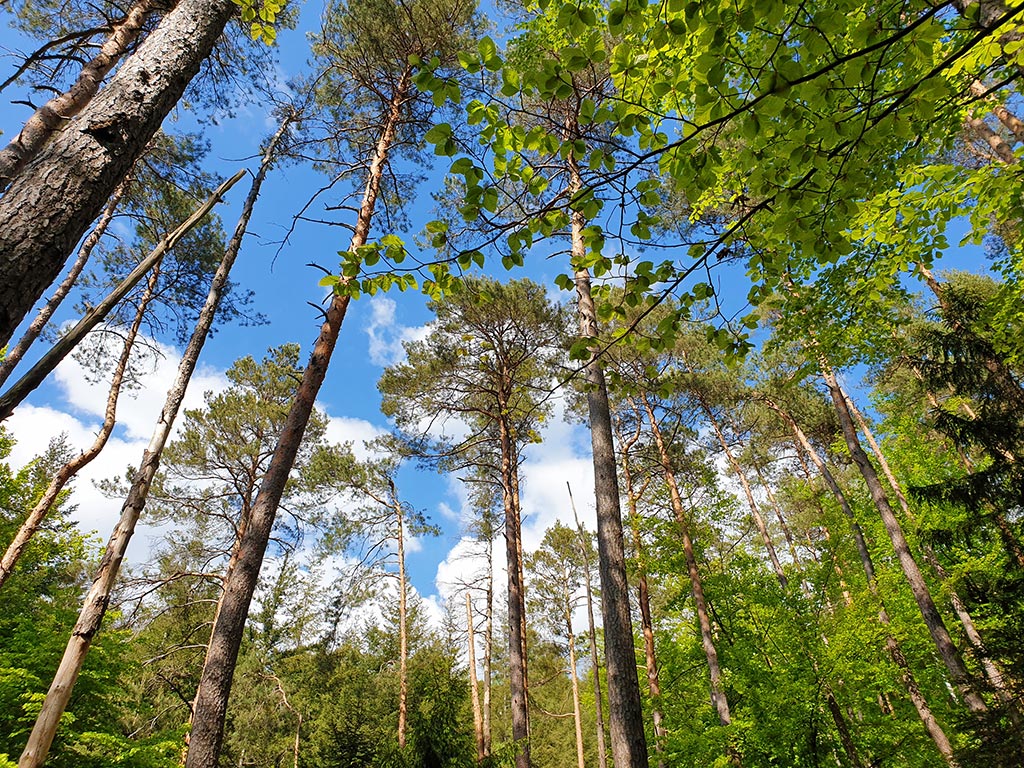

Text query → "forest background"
[0,0,1022,766]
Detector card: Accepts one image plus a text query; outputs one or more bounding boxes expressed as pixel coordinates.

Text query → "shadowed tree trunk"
[0,0,164,189]
[0,0,235,347]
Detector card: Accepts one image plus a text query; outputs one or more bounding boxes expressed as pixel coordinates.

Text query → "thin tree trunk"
[970,80,1024,142]
[610,415,665,763]
[0,170,245,421]
[0,0,162,189]
[184,79,407,768]
[568,483,609,768]
[510,447,530,742]
[843,390,1020,720]
[394,486,409,751]
[0,177,128,388]
[466,591,485,764]
[565,593,586,768]
[498,410,530,768]
[698,396,787,589]
[14,114,274,767]
[0,265,157,590]
[570,155,649,767]
[822,365,989,718]
[483,537,494,756]
[0,0,235,347]
[759,393,960,766]
[641,395,736,736]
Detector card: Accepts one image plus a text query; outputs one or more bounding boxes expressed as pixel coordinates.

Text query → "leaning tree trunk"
[0,0,235,348]
[821,365,990,718]
[569,150,649,768]
[0,177,127,388]
[843,390,1020,720]
[640,395,736,743]
[394,485,409,751]
[564,587,586,768]
[0,263,157,589]
[184,76,409,768]
[761,394,961,766]
[0,170,244,422]
[14,124,280,768]
[0,0,163,190]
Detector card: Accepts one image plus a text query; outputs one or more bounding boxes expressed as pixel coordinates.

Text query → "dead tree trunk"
[0,264,157,589]
[14,113,278,768]
[466,592,485,764]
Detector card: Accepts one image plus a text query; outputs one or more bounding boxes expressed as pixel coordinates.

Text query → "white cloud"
[364,296,430,367]
[324,414,386,460]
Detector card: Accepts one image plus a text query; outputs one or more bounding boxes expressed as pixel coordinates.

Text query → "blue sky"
[0,1,996,624]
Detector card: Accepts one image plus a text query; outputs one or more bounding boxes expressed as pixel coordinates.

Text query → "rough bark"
[822,366,989,718]
[571,192,649,767]
[499,410,531,768]
[15,129,261,768]
[466,592,485,763]
[0,0,163,190]
[0,266,156,590]
[0,178,127,388]
[0,0,235,348]
[568,483,609,768]
[610,416,665,763]
[0,169,245,421]
[184,80,406,767]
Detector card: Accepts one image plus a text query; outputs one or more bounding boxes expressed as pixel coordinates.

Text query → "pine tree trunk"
[0,264,157,589]
[14,120,269,765]
[0,170,244,421]
[844,390,1020,717]
[395,487,409,751]
[466,592,485,763]
[641,396,736,735]
[759,393,960,766]
[568,483,609,768]
[0,177,127,388]
[611,415,665,762]
[483,539,494,757]
[0,0,235,347]
[570,157,649,767]
[498,410,531,768]
[0,0,163,189]
[699,397,787,589]
[822,366,989,717]
[184,83,405,767]
[565,595,586,768]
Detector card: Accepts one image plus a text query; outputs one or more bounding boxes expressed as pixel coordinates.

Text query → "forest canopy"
[0,0,1023,766]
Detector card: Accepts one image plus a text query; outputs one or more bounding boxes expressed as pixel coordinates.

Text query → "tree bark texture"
[0,264,157,590]
[0,0,235,348]
[184,84,405,767]
[0,177,127,388]
[0,0,163,190]
[570,154,648,768]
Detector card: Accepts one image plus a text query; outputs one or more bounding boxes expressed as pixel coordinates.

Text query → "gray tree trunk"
[0,0,235,347]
